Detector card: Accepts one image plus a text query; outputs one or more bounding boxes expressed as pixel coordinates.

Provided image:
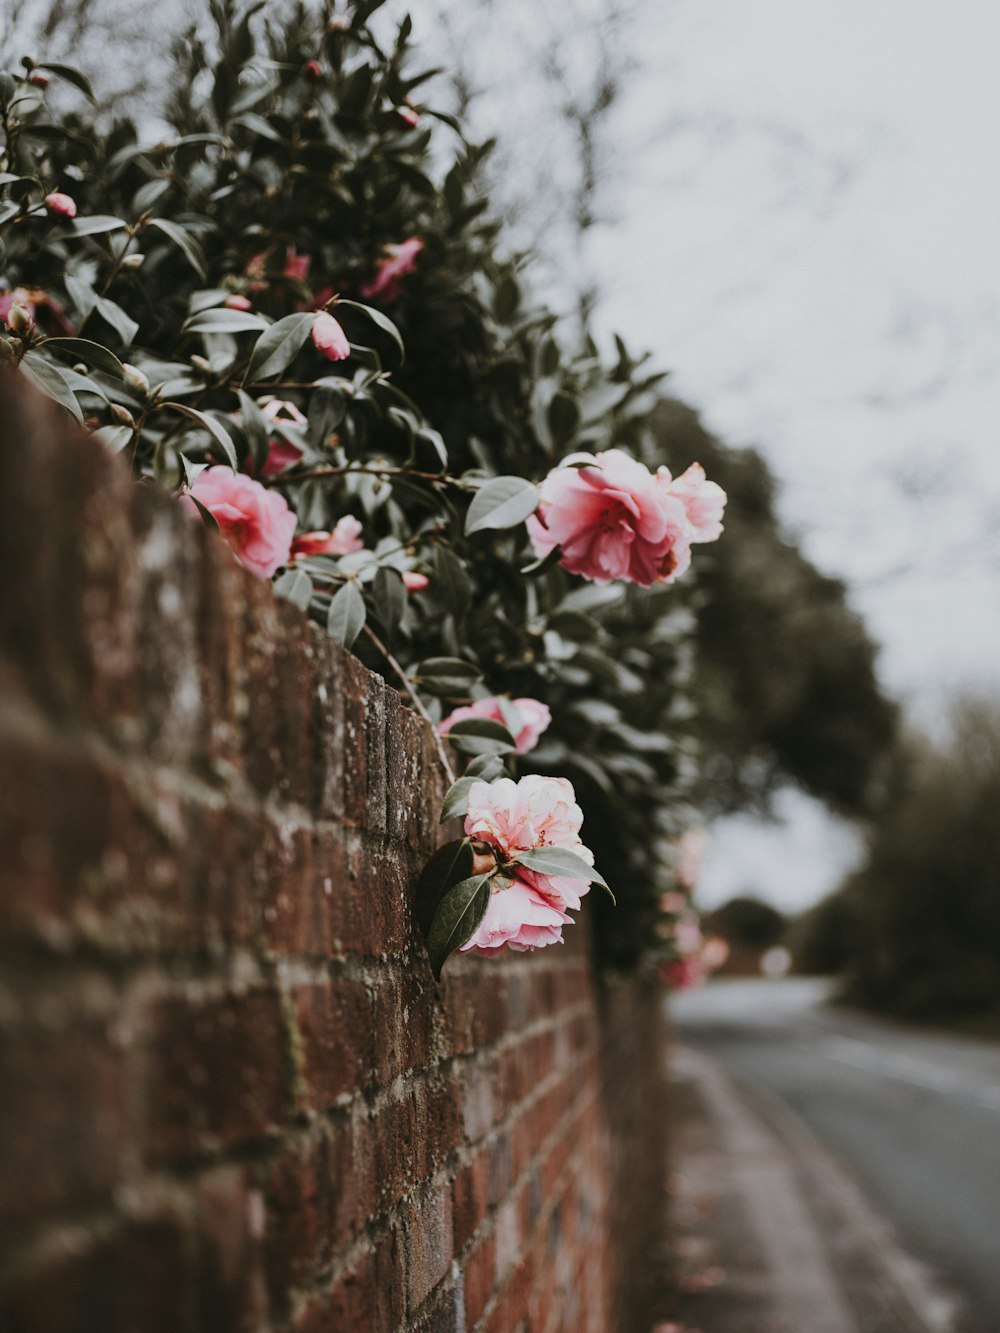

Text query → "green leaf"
[439,776,478,823]
[547,391,580,445]
[183,307,269,335]
[64,273,97,321]
[244,312,313,382]
[69,215,128,237]
[37,62,96,102]
[445,717,516,757]
[425,874,492,979]
[93,295,139,346]
[415,657,483,695]
[464,753,506,782]
[465,476,538,535]
[493,273,521,322]
[431,546,471,616]
[41,337,125,378]
[511,847,614,900]
[92,424,134,454]
[337,299,405,366]
[163,402,238,468]
[326,581,366,649]
[414,838,473,936]
[19,352,83,420]
[147,217,207,279]
[274,567,313,611]
[372,566,405,639]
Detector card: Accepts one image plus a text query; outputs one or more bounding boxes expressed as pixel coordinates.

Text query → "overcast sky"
[423,0,1000,910]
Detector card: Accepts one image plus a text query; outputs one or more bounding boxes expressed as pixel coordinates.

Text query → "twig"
[362,623,456,786]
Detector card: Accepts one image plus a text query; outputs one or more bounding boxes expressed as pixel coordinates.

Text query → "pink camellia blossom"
[283,246,312,282]
[675,828,709,892]
[290,515,364,560]
[181,467,296,579]
[464,774,594,914]
[44,192,77,218]
[459,878,570,956]
[259,439,304,479]
[440,697,551,756]
[225,294,252,311]
[402,571,429,592]
[261,399,307,427]
[302,59,323,81]
[527,449,696,587]
[360,236,423,303]
[397,105,420,128]
[311,310,350,361]
[661,462,727,543]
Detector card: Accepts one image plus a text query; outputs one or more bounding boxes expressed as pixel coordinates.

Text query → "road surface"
[671,978,1000,1333]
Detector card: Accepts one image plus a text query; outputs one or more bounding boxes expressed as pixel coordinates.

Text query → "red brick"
[0,1209,195,1333]
[292,980,372,1111]
[372,965,438,1081]
[144,988,288,1163]
[462,1234,495,1329]
[452,1151,489,1252]
[0,1024,126,1225]
[194,1166,266,1331]
[402,1189,453,1313]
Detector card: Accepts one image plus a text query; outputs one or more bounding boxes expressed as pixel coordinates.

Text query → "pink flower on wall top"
[181,467,296,579]
[527,449,726,587]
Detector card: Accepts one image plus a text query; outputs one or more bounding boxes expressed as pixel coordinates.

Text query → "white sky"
[421,0,1000,910]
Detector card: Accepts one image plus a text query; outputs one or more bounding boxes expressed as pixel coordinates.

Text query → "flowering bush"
[0,1,725,976]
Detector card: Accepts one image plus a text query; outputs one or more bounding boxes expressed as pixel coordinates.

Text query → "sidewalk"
[660,1044,959,1333]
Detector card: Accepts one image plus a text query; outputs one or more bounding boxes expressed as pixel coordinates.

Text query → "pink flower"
[440,697,551,756]
[397,106,420,128]
[291,516,364,559]
[311,310,350,361]
[661,462,727,543]
[659,957,705,991]
[259,439,304,479]
[675,829,709,892]
[527,449,695,587]
[402,571,429,592]
[302,59,323,81]
[284,246,312,282]
[225,294,252,311]
[181,467,296,579]
[464,775,594,913]
[29,71,50,88]
[360,236,423,303]
[44,192,77,219]
[261,399,307,427]
[459,878,570,956]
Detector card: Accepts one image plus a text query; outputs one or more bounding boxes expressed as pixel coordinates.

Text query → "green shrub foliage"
[0,1,720,973]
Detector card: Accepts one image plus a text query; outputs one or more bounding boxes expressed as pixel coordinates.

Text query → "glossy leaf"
[414,838,473,936]
[425,873,492,979]
[465,476,538,535]
[326,581,366,649]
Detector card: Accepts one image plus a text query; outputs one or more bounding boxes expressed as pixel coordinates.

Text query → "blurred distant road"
[672,978,1000,1333]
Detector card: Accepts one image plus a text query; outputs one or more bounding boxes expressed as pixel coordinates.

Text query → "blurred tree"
[707,896,786,952]
[837,697,1000,1021]
[648,397,899,818]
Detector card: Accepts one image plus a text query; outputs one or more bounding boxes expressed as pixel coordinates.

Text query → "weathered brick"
[452,1150,490,1252]
[144,988,288,1163]
[291,980,372,1111]
[462,1233,495,1329]
[403,1189,453,1313]
[0,1025,126,1225]
[194,1166,267,1332]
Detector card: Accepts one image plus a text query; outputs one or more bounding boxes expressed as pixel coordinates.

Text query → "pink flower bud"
[7,302,34,336]
[311,310,350,362]
[29,72,50,88]
[44,192,77,219]
[402,571,429,592]
[302,59,323,81]
[397,106,420,129]
[225,294,252,311]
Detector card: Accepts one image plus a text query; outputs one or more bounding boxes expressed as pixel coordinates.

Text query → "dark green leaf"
[69,215,128,237]
[147,217,207,279]
[41,337,125,378]
[274,567,313,611]
[512,846,614,899]
[337,299,404,366]
[244,312,313,381]
[431,546,471,617]
[37,62,96,102]
[93,295,139,346]
[326,581,366,649]
[440,776,478,823]
[163,402,238,468]
[19,352,82,420]
[373,565,405,639]
[446,717,516,757]
[425,873,492,979]
[464,753,506,782]
[183,307,269,335]
[414,838,473,935]
[465,476,538,535]
[547,391,580,445]
[91,424,134,454]
[415,657,482,695]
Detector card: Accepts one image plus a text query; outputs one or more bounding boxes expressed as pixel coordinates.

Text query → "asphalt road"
[671,978,1000,1333]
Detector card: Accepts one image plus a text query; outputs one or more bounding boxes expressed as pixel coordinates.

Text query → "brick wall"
[0,375,669,1333]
